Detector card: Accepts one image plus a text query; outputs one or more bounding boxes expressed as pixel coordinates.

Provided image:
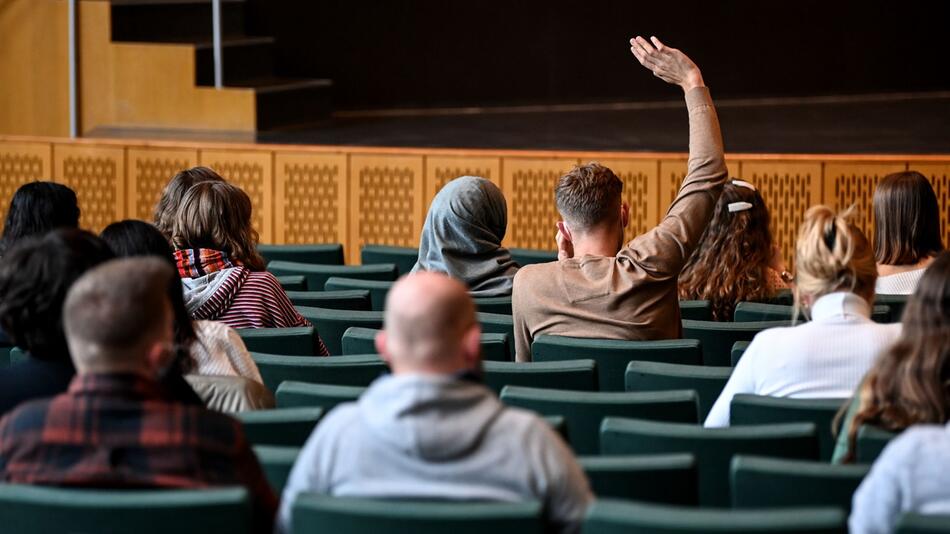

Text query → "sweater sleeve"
[531,420,594,534]
[704,336,759,427]
[511,271,533,362]
[849,431,917,534]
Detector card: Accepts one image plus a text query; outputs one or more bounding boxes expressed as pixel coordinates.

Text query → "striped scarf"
[174,248,241,279]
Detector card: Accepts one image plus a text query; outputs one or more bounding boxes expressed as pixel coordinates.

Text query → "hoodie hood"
[180,266,247,319]
[358,374,504,461]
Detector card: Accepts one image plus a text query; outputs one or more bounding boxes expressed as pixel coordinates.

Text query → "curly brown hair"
[678,180,777,321]
[153,167,225,239]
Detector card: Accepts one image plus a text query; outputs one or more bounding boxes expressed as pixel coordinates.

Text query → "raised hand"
[629,36,704,92]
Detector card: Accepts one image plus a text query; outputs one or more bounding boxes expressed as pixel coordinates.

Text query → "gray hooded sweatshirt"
[277,374,592,533]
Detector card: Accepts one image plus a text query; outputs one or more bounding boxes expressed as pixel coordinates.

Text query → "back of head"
[171,180,265,270]
[64,257,174,374]
[0,182,80,254]
[555,162,623,231]
[873,171,944,266]
[794,205,876,309]
[0,229,114,361]
[153,167,225,239]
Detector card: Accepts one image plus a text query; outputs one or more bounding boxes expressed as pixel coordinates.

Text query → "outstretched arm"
[630,36,704,92]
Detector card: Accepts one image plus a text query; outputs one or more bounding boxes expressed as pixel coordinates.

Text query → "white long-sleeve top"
[190,320,264,385]
[875,268,927,295]
[704,292,901,428]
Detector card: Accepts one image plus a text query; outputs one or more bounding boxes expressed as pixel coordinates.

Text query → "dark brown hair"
[678,181,777,320]
[873,171,944,266]
[153,167,225,239]
[555,162,623,229]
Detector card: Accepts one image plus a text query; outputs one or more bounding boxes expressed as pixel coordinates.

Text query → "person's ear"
[621,202,630,229]
[461,324,482,368]
[375,331,391,365]
[145,340,173,376]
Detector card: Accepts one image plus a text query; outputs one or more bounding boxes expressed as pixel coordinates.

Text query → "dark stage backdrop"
[245,1,950,110]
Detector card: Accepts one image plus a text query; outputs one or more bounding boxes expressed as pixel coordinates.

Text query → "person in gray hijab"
[412,176,519,297]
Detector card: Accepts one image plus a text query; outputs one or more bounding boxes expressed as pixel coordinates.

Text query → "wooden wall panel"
[274,152,348,248]
[910,162,950,251]
[659,159,689,215]
[424,155,501,207]
[0,141,53,230]
[52,143,126,233]
[502,157,579,250]
[823,162,907,238]
[198,149,274,243]
[127,147,197,221]
[597,159,660,242]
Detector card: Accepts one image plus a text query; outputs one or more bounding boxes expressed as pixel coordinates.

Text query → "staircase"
[109,0,332,130]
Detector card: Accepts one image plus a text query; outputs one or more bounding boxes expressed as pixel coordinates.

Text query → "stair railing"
[212,0,223,89]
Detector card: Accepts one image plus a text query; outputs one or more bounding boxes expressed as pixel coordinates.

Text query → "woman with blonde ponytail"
[705,206,901,427]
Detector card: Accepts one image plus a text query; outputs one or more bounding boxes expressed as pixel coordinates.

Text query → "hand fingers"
[650,36,666,51]
[635,36,656,54]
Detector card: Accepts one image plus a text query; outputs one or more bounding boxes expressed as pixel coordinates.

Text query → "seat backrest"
[259,243,345,266]
[895,513,950,534]
[254,445,300,494]
[296,307,384,355]
[483,360,598,394]
[625,360,732,420]
[856,424,899,464]
[581,498,846,534]
[236,406,325,447]
[276,381,366,411]
[360,244,419,276]
[578,453,698,505]
[681,320,788,367]
[477,312,516,359]
[501,386,698,455]
[510,248,557,266]
[730,394,846,461]
[0,485,252,534]
[875,294,908,323]
[286,289,372,311]
[730,455,869,510]
[324,277,394,311]
[292,495,544,534]
[340,327,512,362]
[731,341,751,366]
[734,301,893,323]
[600,417,819,507]
[9,346,27,365]
[472,296,513,315]
[532,335,702,392]
[276,275,308,291]
[236,327,321,356]
[679,300,712,321]
[267,261,398,294]
[251,353,387,392]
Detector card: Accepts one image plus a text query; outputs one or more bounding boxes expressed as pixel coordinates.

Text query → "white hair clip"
[728,201,753,213]
[732,179,756,191]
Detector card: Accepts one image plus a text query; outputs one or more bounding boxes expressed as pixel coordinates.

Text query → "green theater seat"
[236,406,325,447]
[268,261,397,294]
[341,327,511,362]
[286,290,372,311]
[276,381,366,410]
[360,244,419,275]
[730,455,869,510]
[625,360,732,419]
[681,320,787,367]
[730,394,846,461]
[276,275,308,291]
[875,294,908,323]
[579,453,698,505]
[477,312,516,359]
[855,424,898,464]
[296,307,384,355]
[510,248,557,266]
[896,513,950,534]
[483,359,598,394]
[731,341,751,366]
[236,327,323,356]
[679,300,712,321]
[251,353,387,392]
[254,445,300,494]
[472,296,513,315]
[734,301,892,323]
[259,243,345,266]
[324,277,394,311]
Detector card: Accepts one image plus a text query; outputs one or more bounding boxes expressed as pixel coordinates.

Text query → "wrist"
[680,70,704,92]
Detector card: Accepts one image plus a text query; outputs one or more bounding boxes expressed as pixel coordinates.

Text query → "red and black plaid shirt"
[0,373,277,532]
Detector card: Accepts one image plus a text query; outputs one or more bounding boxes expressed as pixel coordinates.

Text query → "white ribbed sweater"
[191,320,263,384]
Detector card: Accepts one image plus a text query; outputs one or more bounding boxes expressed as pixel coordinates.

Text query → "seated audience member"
[678,179,790,320]
[512,37,727,361]
[171,181,329,354]
[873,171,944,295]
[0,230,113,415]
[0,181,80,255]
[278,272,593,534]
[704,206,902,427]
[832,251,950,463]
[0,258,277,533]
[413,176,519,296]
[154,166,225,239]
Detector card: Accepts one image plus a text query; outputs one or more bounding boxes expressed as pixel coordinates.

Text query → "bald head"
[377,272,480,374]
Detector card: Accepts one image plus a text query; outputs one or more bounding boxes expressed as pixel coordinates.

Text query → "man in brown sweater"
[512,36,728,362]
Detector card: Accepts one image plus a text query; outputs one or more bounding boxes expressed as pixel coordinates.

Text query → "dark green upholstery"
[510,248,557,266]
[296,307,384,355]
[501,386,699,454]
[484,359,598,394]
[9,346,28,365]
[254,445,300,493]
[543,415,569,443]
[734,301,892,323]
[681,320,788,367]
[286,290,372,311]
[732,341,751,366]
[765,289,794,306]
[268,261,397,294]
[236,327,322,356]
[625,360,732,419]
[0,346,12,367]
[292,495,543,534]
[251,353,386,392]
[360,244,419,275]
[341,327,512,362]
[532,335,702,391]
[730,395,845,461]
[579,453,698,505]
[277,275,308,291]
[875,294,908,323]
[600,418,819,506]
[276,381,366,410]
[582,499,845,534]
[856,425,898,464]
[679,300,713,320]
[477,312,515,359]
[259,243,344,265]
[730,455,869,510]
[236,406,325,446]
[473,296,513,315]
[896,513,950,533]
[0,485,251,534]
[324,277,394,311]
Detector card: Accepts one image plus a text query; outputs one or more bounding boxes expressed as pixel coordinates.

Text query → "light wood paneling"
[597,159,661,242]
[0,141,54,229]
[658,159,689,214]
[910,162,950,251]
[424,155,502,206]
[127,147,197,221]
[823,162,907,238]
[502,157,580,250]
[52,143,126,233]
[274,152,348,247]
[199,149,274,243]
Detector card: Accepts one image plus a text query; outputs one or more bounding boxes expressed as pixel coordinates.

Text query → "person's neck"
[571,229,622,258]
[878,256,934,277]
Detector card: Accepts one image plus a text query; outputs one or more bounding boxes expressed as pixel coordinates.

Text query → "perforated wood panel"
[596,159,660,242]
[52,144,125,233]
[910,163,950,250]
[0,141,52,228]
[198,150,274,243]
[659,159,689,214]
[823,162,907,238]
[502,157,579,250]
[274,152,347,247]
[127,147,197,221]
[349,154,424,264]
[425,155,501,204]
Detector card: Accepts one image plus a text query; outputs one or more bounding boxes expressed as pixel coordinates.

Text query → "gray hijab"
[412,176,519,297]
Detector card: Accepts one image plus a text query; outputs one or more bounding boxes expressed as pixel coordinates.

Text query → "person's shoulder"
[496,405,561,444]
[244,269,284,289]
[513,262,559,289]
[875,424,950,473]
[0,396,55,430]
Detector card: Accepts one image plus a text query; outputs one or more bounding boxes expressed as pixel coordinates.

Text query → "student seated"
[277,272,592,534]
[413,176,519,297]
[0,258,277,533]
[678,179,790,320]
[171,181,330,354]
[704,206,901,427]
[153,166,224,240]
[833,251,950,463]
[0,181,80,255]
[873,171,944,295]
[512,36,727,361]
